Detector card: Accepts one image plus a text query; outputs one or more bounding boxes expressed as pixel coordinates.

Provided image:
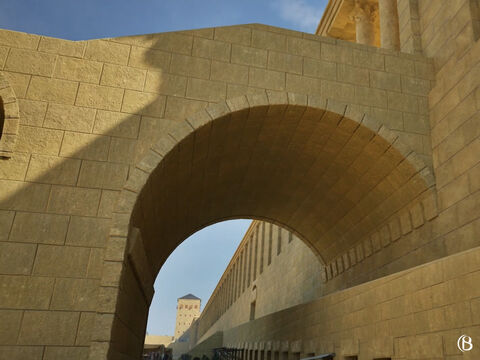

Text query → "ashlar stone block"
[33,245,91,277]
[17,310,80,345]
[54,56,103,83]
[9,212,69,245]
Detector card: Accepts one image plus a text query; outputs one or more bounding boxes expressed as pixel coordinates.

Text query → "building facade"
[0,0,479,359]
[174,294,201,340]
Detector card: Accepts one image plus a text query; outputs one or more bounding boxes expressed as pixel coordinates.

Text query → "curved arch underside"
[130,99,430,274]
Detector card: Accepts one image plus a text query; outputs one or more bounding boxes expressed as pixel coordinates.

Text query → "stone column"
[379,0,401,49]
[351,0,377,46]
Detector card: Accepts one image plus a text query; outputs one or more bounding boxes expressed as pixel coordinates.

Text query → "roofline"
[316,0,344,35]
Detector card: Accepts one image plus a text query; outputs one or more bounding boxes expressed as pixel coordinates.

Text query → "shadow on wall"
[0,35,192,359]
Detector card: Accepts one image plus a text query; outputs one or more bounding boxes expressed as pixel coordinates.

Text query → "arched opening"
[95,94,433,359]
[144,218,322,359]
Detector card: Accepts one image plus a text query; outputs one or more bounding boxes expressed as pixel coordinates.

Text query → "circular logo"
[457,335,473,352]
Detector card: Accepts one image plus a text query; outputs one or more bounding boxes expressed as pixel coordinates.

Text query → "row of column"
[232,349,302,360]
[200,223,292,331]
[351,0,400,50]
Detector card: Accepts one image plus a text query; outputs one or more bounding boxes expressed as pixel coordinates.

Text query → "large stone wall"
[220,245,480,360]
[0,5,477,357]
[194,221,324,343]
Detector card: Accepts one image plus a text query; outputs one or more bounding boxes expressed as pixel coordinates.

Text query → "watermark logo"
[457,335,473,352]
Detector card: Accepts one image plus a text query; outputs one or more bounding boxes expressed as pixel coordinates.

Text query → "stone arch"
[0,72,19,158]
[90,92,435,359]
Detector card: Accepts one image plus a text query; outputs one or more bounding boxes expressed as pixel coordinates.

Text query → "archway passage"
[128,93,430,272]
[99,93,433,359]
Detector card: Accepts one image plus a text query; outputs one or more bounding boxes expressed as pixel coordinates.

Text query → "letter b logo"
[457,335,473,352]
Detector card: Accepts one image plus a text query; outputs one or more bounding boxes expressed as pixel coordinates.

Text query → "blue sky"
[0,0,327,40]
[0,0,327,336]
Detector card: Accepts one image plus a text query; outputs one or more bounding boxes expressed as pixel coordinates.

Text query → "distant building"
[174,294,201,340]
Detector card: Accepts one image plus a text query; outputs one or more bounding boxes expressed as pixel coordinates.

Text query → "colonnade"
[352,0,400,50]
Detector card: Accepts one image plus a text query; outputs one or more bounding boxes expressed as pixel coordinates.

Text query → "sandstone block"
[76,83,124,111]
[0,275,54,309]
[9,212,69,245]
[77,160,129,190]
[2,71,31,98]
[0,153,29,180]
[51,278,100,311]
[0,46,7,68]
[17,99,47,126]
[101,64,146,90]
[0,242,36,275]
[226,84,266,98]
[0,211,14,241]
[403,113,427,134]
[401,75,431,95]
[121,90,166,117]
[0,29,39,49]
[252,30,287,52]
[186,78,226,102]
[214,26,251,46]
[321,80,355,103]
[144,71,187,96]
[388,91,418,112]
[54,56,103,83]
[44,103,96,132]
[355,86,387,108]
[17,310,79,345]
[26,154,81,185]
[0,309,22,345]
[321,43,353,64]
[16,125,64,155]
[287,37,320,58]
[249,68,285,91]
[93,110,141,139]
[107,137,137,164]
[153,32,193,55]
[43,346,89,360]
[84,40,130,65]
[97,190,118,218]
[87,248,104,279]
[385,55,415,76]
[211,60,248,85]
[193,37,231,61]
[232,45,267,68]
[369,70,401,91]
[170,54,211,79]
[164,96,207,120]
[76,312,95,345]
[27,76,78,104]
[267,51,302,74]
[60,131,110,161]
[38,36,85,57]
[66,216,110,248]
[33,245,91,277]
[0,346,43,360]
[5,48,56,77]
[353,49,384,70]
[337,64,369,86]
[47,186,101,216]
[286,74,321,95]
[128,46,171,70]
[0,180,51,212]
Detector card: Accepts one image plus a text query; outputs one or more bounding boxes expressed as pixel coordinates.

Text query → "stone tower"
[174,294,201,340]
